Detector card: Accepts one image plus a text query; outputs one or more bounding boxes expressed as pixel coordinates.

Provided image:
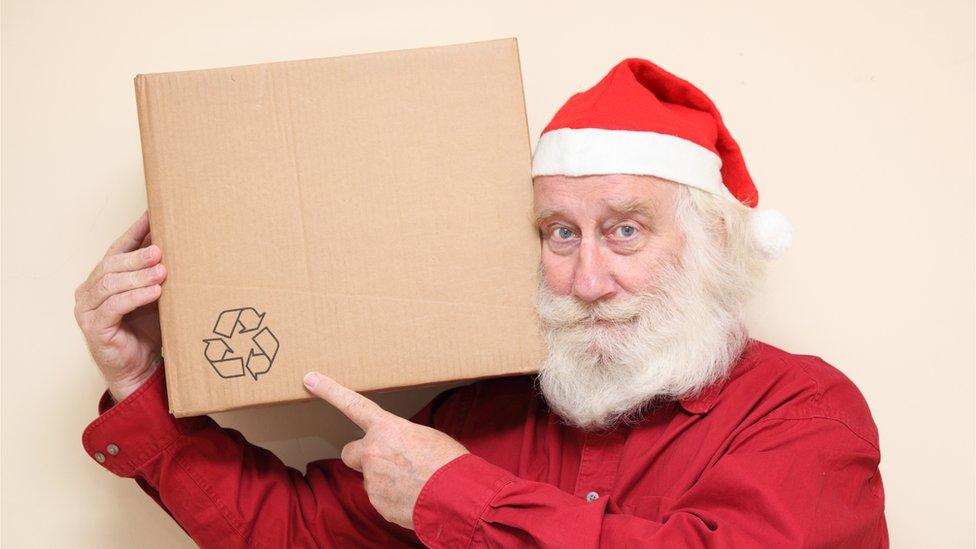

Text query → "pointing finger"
[304,372,388,431]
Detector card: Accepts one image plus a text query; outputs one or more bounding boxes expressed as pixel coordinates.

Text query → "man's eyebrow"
[605,198,656,219]
[532,207,564,229]
[533,198,654,227]
[531,199,656,229]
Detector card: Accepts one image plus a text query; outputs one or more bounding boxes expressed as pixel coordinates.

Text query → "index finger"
[104,209,150,259]
[303,372,388,430]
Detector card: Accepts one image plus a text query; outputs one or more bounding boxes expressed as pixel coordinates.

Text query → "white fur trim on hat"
[531,127,725,196]
[750,208,793,260]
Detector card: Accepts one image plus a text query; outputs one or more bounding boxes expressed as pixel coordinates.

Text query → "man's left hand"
[303,371,469,529]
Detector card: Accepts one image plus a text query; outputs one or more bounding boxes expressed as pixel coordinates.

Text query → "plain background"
[2,0,973,546]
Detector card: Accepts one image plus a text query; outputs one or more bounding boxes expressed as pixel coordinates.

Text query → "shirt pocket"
[621,494,680,523]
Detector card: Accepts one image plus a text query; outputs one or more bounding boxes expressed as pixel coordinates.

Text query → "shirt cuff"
[81,361,205,477]
[413,452,517,547]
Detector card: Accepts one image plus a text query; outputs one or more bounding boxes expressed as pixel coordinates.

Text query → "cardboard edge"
[134,36,521,79]
[512,37,535,157]
[133,72,185,417]
[510,38,542,232]
[170,366,540,418]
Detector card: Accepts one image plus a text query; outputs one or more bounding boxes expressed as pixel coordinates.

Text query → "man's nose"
[572,236,617,303]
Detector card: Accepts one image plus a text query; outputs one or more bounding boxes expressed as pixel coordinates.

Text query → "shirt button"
[106,443,120,456]
[585,491,599,502]
[93,452,106,464]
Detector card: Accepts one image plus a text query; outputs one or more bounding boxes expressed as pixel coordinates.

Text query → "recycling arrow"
[202,307,279,380]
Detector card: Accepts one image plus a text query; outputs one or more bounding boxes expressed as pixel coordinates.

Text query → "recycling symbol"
[202,307,279,380]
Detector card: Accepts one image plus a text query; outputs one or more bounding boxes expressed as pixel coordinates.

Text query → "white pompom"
[750,208,793,260]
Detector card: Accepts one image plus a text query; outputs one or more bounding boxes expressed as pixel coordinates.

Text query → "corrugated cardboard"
[135,38,543,417]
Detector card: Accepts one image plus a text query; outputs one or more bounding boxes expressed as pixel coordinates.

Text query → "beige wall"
[2,0,973,546]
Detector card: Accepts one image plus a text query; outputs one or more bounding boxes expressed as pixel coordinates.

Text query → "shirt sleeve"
[412,415,888,548]
[81,360,422,548]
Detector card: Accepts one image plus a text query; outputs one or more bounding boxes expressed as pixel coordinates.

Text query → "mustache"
[536,284,649,328]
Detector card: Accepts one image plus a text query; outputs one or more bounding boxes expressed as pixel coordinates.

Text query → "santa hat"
[531,58,792,260]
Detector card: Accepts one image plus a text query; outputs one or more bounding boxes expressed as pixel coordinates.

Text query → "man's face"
[530,173,748,431]
[533,173,684,303]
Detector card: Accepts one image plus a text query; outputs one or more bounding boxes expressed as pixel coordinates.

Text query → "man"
[77,58,888,547]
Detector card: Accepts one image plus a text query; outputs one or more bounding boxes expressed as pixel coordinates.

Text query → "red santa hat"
[531,58,792,260]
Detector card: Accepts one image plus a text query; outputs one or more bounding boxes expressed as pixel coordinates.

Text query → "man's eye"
[551,227,575,240]
[614,225,638,238]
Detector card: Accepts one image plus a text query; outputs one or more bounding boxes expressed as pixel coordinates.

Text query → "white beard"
[534,255,749,431]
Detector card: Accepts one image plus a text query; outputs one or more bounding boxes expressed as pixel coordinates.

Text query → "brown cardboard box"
[135,37,543,417]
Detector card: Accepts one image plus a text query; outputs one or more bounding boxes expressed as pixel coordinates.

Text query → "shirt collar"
[677,339,762,415]
[677,379,726,414]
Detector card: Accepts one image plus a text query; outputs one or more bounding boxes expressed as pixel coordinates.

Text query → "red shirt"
[82,339,888,547]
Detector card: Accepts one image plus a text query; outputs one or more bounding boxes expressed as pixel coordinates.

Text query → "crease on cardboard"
[269,64,315,291]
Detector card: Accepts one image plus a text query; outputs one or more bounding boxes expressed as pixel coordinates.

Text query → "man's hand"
[74,209,168,402]
[303,372,469,530]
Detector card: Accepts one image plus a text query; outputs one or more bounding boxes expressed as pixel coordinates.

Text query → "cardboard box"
[135,38,543,417]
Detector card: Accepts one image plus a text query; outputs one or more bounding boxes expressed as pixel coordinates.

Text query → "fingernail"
[143,246,154,259]
[303,372,320,389]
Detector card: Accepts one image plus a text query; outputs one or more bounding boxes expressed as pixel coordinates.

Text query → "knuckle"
[95,274,112,296]
[342,394,360,411]
[103,292,123,313]
[79,313,95,334]
[93,261,106,280]
[352,402,371,422]
[98,273,115,294]
[143,264,160,283]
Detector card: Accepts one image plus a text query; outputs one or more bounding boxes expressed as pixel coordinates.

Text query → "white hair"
[534,184,767,431]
